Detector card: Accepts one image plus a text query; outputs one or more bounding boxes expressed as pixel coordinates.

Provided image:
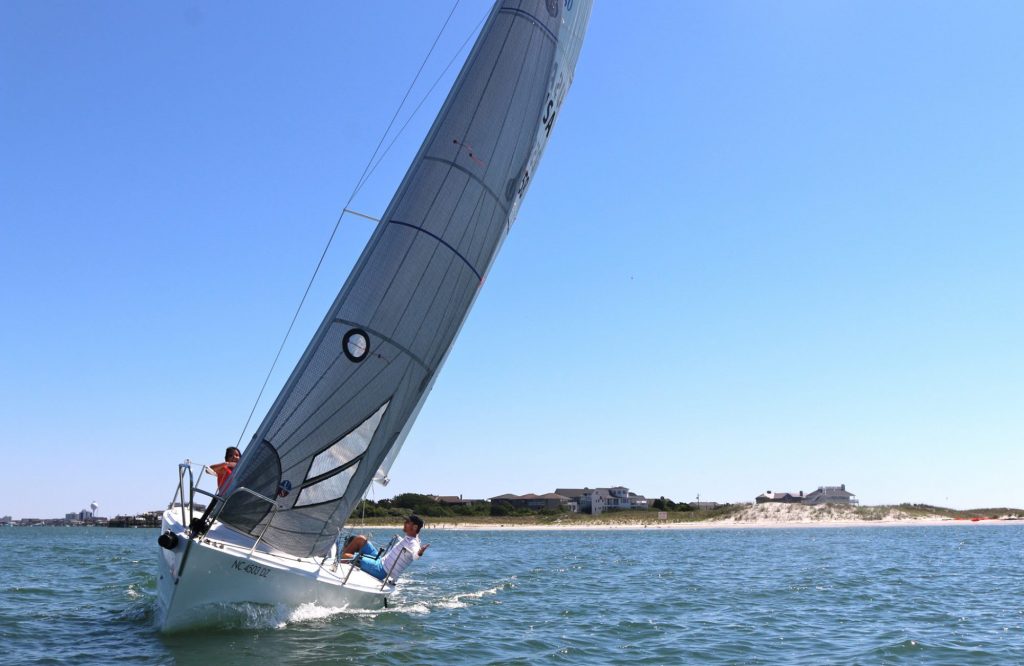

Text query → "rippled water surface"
[2,524,1023,664]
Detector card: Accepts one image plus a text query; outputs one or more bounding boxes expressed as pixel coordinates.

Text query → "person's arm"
[417,542,429,557]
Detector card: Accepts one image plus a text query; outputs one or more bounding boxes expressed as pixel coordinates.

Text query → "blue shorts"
[356,542,386,580]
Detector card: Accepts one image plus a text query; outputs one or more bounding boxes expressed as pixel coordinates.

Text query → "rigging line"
[354,8,489,197]
[234,0,463,448]
[350,0,463,200]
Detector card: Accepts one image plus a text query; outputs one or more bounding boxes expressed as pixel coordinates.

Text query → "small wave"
[855,638,1002,662]
[423,581,512,610]
[115,600,154,625]
[1,586,60,597]
[395,601,432,615]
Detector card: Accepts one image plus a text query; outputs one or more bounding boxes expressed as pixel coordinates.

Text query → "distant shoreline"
[350,517,1024,532]
[347,502,1024,531]
[11,503,1023,529]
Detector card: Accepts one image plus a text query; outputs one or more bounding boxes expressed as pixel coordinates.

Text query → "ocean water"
[1,524,1022,665]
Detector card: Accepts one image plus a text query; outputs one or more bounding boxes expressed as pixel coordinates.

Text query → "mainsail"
[220,0,592,557]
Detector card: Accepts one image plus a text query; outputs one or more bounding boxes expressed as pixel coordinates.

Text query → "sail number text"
[512,67,571,203]
[232,560,270,578]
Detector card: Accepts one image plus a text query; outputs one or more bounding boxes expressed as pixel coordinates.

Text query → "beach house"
[554,487,650,515]
[755,484,858,505]
[430,495,487,507]
[755,490,805,504]
[802,485,858,505]
[489,493,571,511]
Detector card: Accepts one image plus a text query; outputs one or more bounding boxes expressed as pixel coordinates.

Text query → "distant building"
[108,511,162,528]
[755,490,805,504]
[431,495,462,505]
[61,509,95,523]
[583,489,609,514]
[628,491,649,510]
[803,484,858,505]
[556,488,599,513]
[755,485,858,506]
[430,495,486,506]
[489,493,570,511]
[0,515,12,526]
[555,486,649,515]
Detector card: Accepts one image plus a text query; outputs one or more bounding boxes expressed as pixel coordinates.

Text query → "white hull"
[156,508,392,632]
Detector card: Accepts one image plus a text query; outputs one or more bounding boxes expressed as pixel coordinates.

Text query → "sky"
[2,1,1022,519]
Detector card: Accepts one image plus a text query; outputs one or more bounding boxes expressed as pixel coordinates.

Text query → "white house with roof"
[554,486,649,515]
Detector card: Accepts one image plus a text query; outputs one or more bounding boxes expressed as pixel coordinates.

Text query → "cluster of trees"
[650,496,695,512]
[355,493,492,518]
[354,493,570,518]
[354,493,712,518]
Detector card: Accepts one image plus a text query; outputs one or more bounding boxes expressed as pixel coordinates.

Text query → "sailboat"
[156,0,592,631]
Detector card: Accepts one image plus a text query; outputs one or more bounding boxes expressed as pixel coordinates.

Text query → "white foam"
[189,580,514,630]
[425,582,511,610]
[275,602,393,628]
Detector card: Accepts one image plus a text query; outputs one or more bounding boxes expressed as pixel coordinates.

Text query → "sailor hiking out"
[341,515,429,581]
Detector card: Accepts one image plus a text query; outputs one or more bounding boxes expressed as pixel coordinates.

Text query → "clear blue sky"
[3,1,1022,519]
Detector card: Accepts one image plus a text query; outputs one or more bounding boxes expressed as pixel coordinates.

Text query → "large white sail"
[220,0,592,558]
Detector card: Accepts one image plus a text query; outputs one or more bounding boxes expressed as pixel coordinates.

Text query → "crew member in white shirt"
[341,515,429,581]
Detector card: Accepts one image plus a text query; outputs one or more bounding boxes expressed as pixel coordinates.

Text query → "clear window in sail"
[304,401,389,481]
[342,328,370,362]
[295,462,360,507]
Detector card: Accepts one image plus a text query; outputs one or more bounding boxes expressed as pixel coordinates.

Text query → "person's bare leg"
[341,535,367,558]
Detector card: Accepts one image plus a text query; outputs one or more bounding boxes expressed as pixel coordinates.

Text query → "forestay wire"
[234,1,464,447]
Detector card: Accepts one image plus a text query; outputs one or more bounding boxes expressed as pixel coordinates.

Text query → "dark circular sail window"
[342,328,370,363]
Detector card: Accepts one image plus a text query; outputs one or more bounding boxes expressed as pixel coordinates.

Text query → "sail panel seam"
[355,8,518,332]
[407,12,548,371]
[349,4,511,334]
[498,7,557,45]
[421,155,510,216]
[388,219,483,281]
